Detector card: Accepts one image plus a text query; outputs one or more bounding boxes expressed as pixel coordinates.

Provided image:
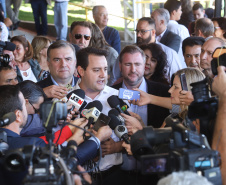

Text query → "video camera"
[0,41,16,67]
[130,117,222,185]
[2,101,92,185]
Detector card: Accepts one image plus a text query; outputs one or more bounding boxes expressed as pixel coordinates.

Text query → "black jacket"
[160,29,181,53]
[112,79,170,128]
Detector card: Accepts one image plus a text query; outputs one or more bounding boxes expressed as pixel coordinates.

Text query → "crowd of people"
[0,0,226,185]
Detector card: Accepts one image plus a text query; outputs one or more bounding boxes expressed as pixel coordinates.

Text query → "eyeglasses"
[29,101,39,114]
[74,34,91,40]
[214,26,220,31]
[134,29,153,35]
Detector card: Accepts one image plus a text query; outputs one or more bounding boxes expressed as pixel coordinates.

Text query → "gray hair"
[153,8,170,25]
[195,18,214,38]
[92,5,106,15]
[47,40,76,62]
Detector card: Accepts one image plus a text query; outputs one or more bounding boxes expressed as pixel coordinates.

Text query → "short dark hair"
[0,65,13,72]
[17,80,46,104]
[164,0,181,15]
[192,3,204,11]
[47,40,75,61]
[0,85,23,118]
[70,21,92,34]
[195,18,214,38]
[212,17,226,39]
[138,17,155,28]
[76,47,108,70]
[119,45,146,64]
[182,36,205,54]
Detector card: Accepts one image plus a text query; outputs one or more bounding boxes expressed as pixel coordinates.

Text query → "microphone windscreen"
[108,114,120,130]
[107,95,121,109]
[108,109,120,117]
[4,42,16,51]
[92,100,103,112]
[2,112,16,124]
[67,89,85,99]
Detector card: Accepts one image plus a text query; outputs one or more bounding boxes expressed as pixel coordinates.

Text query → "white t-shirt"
[20,67,37,82]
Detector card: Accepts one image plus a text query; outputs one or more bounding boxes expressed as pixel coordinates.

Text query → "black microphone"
[0,112,16,127]
[108,114,130,144]
[107,95,124,114]
[66,89,85,111]
[0,41,16,51]
[119,99,131,116]
[108,109,125,124]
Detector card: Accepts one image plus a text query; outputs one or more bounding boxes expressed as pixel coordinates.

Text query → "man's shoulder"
[111,82,122,90]
[104,85,119,94]
[104,26,119,33]
[37,75,53,88]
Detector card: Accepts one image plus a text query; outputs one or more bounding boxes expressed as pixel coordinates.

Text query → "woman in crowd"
[31,36,51,79]
[11,35,43,82]
[89,23,118,80]
[178,0,194,28]
[140,43,169,85]
[212,17,226,42]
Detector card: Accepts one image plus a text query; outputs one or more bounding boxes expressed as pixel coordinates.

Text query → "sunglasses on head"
[74,34,91,40]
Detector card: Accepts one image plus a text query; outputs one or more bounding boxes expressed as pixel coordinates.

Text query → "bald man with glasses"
[69,21,92,49]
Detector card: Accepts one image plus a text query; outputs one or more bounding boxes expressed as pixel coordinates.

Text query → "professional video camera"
[3,101,92,185]
[187,78,218,142]
[0,41,16,67]
[130,116,222,185]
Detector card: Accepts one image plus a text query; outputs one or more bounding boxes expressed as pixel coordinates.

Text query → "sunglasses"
[74,34,91,40]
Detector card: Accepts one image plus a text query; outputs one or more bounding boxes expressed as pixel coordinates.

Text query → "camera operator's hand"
[212,66,226,99]
[68,118,88,145]
[179,90,194,106]
[101,138,123,157]
[74,165,92,185]
[43,85,68,99]
[122,141,133,155]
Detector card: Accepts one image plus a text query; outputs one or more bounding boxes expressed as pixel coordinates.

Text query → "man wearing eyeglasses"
[109,17,183,86]
[69,21,92,49]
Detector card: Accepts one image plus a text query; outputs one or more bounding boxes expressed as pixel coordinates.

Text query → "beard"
[136,34,152,46]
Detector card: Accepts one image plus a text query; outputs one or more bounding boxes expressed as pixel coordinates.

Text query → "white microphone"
[81,107,101,123]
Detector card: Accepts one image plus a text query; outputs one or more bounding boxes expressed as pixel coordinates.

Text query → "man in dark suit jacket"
[151,8,181,53]
[37,40,79,100]
[112,45,170,128]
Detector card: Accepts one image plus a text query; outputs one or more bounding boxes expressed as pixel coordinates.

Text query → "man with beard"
[111,45,170,185]
[109,17,183,86]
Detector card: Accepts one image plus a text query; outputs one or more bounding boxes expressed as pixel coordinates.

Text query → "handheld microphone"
[108,109,125,124]
[119,99,131,116]
[82,100,103,128]
[66,89,85,111]
[107,95,124,114]
[108,114,130,144]
[0,112,16,127]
